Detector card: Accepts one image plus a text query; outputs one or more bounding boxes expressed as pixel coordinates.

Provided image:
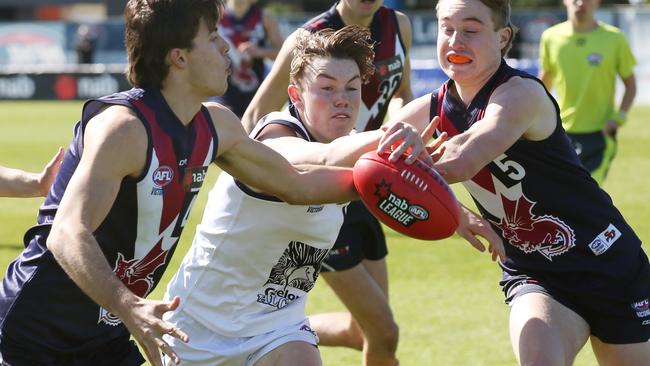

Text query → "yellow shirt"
[539,21,636,133]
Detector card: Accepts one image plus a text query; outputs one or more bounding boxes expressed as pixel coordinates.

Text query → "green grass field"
[1,101,648,365]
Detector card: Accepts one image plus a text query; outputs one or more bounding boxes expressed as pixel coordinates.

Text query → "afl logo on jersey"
[152,166,174,188]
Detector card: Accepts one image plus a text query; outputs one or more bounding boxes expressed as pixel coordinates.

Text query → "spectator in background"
[241,1,416,364]
[538,0,636,184]
[0,147,63,198]
[74,24,99,64]
[215,0,283,117]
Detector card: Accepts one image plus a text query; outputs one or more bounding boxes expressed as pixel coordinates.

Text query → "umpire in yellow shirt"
[538,0,636,184]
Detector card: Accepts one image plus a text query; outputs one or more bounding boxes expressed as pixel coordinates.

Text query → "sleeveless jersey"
[429,61,645,298]
[220,5,267,96]
[303,3,406,131]
[0,88,218,356]
[163,111,345,337]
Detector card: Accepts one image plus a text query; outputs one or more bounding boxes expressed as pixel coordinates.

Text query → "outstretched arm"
[386,77,556,184]
[258,119,439,169]
[214,104,356,204]
[0,147,64,197]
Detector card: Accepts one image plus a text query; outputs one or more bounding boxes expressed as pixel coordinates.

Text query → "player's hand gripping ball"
[353,151,460,240]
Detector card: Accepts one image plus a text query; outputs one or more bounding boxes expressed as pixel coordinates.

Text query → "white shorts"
[161,310,319,366]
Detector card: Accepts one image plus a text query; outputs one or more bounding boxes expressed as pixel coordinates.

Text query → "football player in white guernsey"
[241,1,416,364]
[162,25,500,366]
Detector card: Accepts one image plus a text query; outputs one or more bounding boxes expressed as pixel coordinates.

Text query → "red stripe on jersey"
[133,99,185,234]
[436,86,496,194]
[188,110,212,167]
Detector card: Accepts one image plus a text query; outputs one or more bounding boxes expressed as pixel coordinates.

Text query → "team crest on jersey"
[98,243,171,326]
[151,165,174,195]
[152,165,174,187]
[587,52,603,66]
[491,193,575,261]
[257,241,329,309]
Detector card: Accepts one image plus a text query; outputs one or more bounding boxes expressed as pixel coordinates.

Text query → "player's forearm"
[47,224,137,317]
[433,137,483,184]
[0,166,41,197]
[619,84,636,115]
[286,166,358,204]
[317,130,385,167]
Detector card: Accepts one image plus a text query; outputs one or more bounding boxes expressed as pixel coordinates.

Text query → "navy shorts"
[567,131,617,183]
[321,201,388,272]
[501,268,650,344]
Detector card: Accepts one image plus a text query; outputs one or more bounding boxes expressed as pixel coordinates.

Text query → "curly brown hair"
[290,25,375,87]
[125,0,223,89]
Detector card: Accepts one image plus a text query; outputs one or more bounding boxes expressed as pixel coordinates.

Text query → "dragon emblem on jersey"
[98,242,170,326]
[257,241,329,309]
[491,194,576,261]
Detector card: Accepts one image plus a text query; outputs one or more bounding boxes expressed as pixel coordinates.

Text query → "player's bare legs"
[309,311,364,350]
[509,292,590,366]
[591,336,650,366]
[311,258,398,366]
[254,341,321,366]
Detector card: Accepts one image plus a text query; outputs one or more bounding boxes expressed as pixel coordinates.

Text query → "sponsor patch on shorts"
[588,224,621,256]
[631,298,650,318]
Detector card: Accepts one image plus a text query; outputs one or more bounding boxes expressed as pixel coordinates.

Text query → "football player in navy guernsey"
[0,1,407,366]
[241,1,416,364]
[0,147,63,197]
[390,0,650,365]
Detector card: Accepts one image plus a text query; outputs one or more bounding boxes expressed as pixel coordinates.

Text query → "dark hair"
[125,0,223,88]
[436,0,517,57]
[290,25,375,87]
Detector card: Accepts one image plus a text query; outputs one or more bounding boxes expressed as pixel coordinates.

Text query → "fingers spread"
[420,117,439,143]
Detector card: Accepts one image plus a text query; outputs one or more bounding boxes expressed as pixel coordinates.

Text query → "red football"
[353,151,460,240]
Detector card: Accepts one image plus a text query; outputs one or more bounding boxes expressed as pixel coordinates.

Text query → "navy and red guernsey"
[429,60,648,301]
[0,88,218,361]
[304,2,406,132]
[219,4,267,116]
